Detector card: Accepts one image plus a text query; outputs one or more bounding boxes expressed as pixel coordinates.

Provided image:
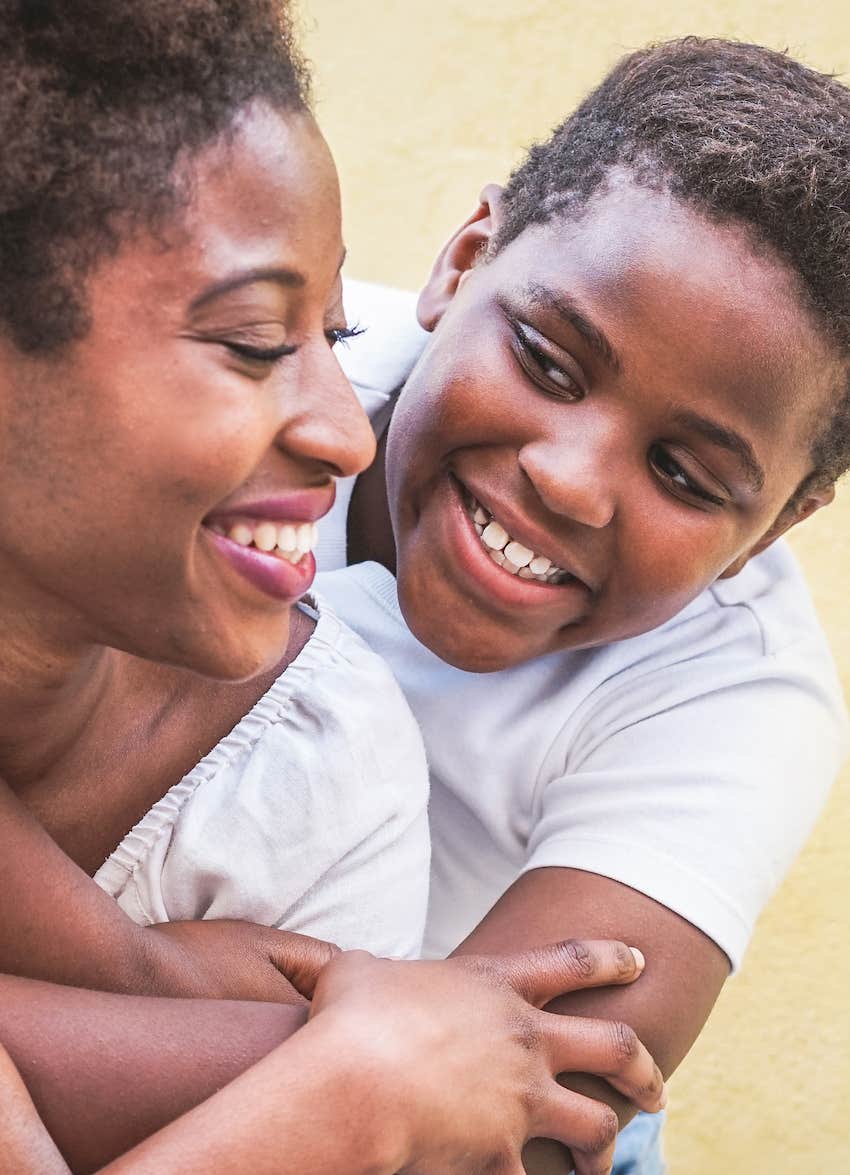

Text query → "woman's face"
[385,181,839,671]
[0,104,375,680]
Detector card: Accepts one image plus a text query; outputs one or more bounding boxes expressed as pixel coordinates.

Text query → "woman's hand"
[143,920,340,1002]
[308,939,665,1175]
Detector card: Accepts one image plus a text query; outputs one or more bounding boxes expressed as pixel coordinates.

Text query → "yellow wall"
[302,3,850,1169]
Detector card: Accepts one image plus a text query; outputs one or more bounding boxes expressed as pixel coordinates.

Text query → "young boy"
[314,36,850,1172]
[2,35,848,1175]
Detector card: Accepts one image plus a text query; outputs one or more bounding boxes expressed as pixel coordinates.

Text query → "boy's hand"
[143,920,340,1003]
[308,940,666,1175]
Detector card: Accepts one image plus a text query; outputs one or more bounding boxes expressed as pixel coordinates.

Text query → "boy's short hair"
[494,38,850,490]
[0,0,310,355]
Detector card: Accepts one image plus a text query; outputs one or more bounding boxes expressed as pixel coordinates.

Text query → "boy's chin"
[397,586,552,673]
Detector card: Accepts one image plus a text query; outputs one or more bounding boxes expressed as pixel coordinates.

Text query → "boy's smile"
[379,180,839,671]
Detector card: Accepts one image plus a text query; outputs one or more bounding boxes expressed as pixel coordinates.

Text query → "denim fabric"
[611,1112,667,1175]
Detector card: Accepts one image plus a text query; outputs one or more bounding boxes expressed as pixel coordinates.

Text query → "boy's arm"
[454,866,729,1174]
[0,973,307,1173]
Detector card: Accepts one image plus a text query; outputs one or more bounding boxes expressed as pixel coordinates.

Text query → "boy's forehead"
[489,181,837,459]
[472,180,837,493]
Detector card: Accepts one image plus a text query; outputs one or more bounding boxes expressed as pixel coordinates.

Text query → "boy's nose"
[275,346,377,479]
[518,429,616,529]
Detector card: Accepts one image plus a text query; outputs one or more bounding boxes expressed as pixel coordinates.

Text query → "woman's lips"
[202,486,333,603]
[204,527,317,602]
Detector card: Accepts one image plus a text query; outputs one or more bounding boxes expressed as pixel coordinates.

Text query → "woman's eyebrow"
[189,266,306,313]
[673,408,766,492]
[524,281,623,375]
[189,249,348,314]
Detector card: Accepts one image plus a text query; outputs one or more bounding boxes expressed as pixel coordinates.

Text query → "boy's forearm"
[0,974,306,1174]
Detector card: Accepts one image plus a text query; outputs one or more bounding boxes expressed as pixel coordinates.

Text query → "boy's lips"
[451,474,596,592]
[418,475,593,621]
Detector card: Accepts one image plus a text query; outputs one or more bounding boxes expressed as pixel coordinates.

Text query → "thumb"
[505,939,645,1008]
[264,930,341,999]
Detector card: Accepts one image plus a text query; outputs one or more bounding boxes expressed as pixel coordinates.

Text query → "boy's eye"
[514,322,581,399]
[649,443,727,507]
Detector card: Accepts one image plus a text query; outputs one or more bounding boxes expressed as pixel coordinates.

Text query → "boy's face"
[384,180,840,671]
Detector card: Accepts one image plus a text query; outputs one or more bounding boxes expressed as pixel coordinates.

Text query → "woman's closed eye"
[216,322,365,365]
[649,443,728,507]
[512,320,582,399]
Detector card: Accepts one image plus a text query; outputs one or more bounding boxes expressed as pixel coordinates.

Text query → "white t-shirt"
[94,594,431,960]
[316,279,848,969]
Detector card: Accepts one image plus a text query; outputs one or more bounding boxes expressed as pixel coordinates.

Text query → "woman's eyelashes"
[326,322,365,349]
[649,444,727,507]
[221,323,364,365]
[513,320,583,399]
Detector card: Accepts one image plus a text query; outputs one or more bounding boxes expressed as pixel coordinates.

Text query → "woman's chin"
[155,615,292,684]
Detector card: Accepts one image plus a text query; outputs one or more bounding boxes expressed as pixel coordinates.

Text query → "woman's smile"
[0,104,376,682]
[203,486,333,603]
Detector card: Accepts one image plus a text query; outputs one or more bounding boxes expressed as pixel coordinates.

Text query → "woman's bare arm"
[0,974,306,1173]
[0,1044,69,1175]
[1,943,666,1175]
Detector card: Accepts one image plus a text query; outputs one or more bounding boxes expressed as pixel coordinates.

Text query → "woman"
[0,2,664,1173]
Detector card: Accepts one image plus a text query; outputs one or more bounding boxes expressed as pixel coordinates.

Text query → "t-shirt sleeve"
[523,630,848,971]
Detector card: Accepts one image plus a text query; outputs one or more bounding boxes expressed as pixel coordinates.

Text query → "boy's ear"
[719,482,835,578]
[417,183,505,332]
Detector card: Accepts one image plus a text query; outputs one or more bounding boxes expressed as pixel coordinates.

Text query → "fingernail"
[629,947,645,971]
[659,1083,668,1109]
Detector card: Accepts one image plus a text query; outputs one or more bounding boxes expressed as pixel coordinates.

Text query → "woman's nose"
[518,425,617,529]
[276,345,377,478]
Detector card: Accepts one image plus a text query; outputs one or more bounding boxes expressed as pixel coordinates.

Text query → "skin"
[0,101,666,1173]
[357,179,838,673]
[0,102,376,872]
[0,944,664,1175]
[346,178,845,1170]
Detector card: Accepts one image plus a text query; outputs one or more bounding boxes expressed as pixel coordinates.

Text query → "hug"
[0,3,846,1173]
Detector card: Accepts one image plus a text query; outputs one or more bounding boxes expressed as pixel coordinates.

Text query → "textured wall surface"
[301,3,850,1170]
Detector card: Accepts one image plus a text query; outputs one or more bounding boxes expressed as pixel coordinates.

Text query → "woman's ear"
[417,183,505,332]
[719,482,836,578]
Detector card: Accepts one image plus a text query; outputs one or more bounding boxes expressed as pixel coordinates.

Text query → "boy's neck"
[346,431,397,574]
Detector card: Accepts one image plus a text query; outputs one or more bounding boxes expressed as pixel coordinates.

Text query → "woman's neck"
[0,562,121,788]
[346,432,396,572]
[0,635,118,791]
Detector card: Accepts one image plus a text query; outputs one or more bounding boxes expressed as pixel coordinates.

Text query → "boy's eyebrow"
[525,281,623,375]
[673,409,766,492]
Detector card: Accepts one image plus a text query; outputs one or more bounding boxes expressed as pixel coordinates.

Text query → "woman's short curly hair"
[494,38,850,489]
[0,0,310,353]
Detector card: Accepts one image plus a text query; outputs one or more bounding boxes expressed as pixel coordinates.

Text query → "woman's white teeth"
[469,495,568,584]
[224,519,318,563]
[481,520,509,550]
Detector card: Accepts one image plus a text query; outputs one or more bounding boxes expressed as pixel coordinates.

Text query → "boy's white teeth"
[222,519,319,563]
[466,494,569,584]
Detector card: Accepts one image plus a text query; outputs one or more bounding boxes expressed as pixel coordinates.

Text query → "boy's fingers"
[507,939,645,1006]
[264,930,341,999]
[535,1086,618,1175]
[540,1013,666,1113]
